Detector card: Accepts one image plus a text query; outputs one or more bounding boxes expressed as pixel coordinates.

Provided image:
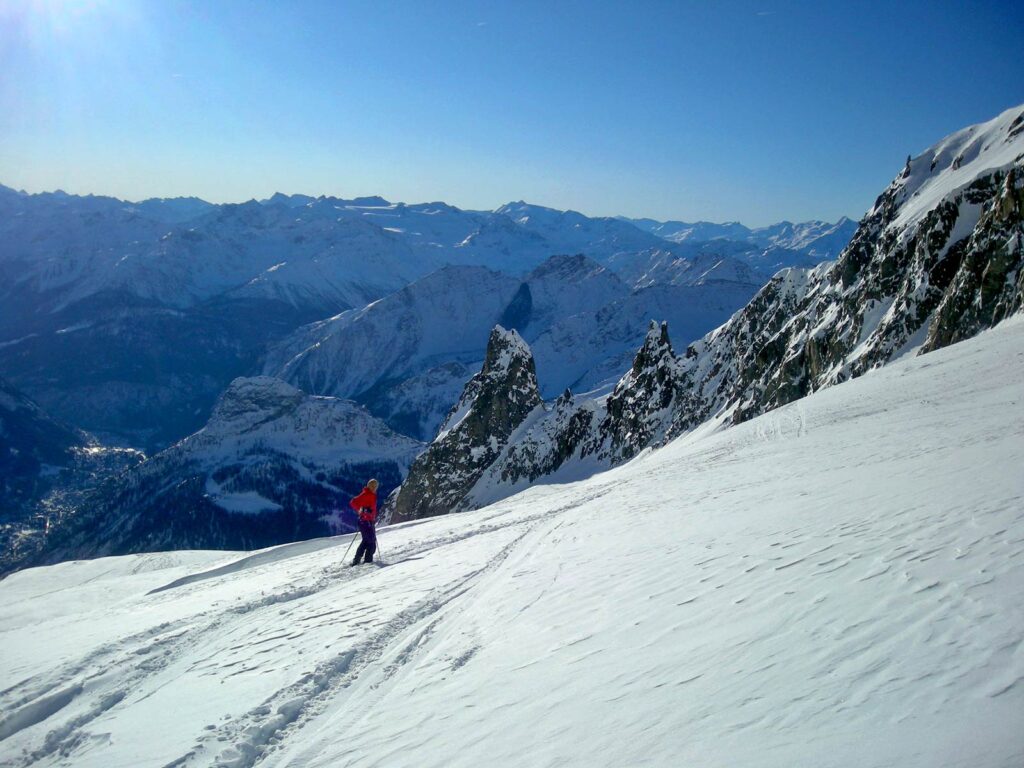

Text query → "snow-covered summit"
[183,376,423,468]
[886,104,1024,233]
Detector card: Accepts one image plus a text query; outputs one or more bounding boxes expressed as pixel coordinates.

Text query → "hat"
[367,478,379,490]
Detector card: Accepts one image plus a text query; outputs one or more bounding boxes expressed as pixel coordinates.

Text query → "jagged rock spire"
[390,326,542,522]
[595,320,688,462]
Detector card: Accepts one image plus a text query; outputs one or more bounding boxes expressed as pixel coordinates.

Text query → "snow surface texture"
[1,316,1022,768]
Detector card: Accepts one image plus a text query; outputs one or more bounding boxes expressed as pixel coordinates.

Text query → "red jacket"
[349,487,378,523]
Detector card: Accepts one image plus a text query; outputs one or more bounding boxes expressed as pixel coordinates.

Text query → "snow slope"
[1,317,1022,768]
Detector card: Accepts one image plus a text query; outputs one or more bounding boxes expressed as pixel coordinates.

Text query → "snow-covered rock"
[467,320,691,507]
[15,377,423,569]
[389,327,542,522]
[672,103,1024,429]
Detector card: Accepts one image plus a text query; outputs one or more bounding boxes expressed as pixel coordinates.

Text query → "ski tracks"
[184,501,586,768]
[0,486,604,768]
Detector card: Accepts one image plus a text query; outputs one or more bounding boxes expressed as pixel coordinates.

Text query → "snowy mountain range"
[2,181,838,570]
[624,214,859,272]
[390,104,1024,519]
[0,185,833,450]
[263,253,762,441]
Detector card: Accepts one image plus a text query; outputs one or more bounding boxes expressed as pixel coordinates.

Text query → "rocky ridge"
[394,103,1024,517]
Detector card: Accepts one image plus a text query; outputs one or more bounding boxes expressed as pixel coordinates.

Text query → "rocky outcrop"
[432,321,692,512]
[923,166,1024,351]
[389,327,542,522]
[668,104,1024,429]
[593,321,690,462]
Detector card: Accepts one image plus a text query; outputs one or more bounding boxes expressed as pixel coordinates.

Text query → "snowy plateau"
[1,314,1022,768]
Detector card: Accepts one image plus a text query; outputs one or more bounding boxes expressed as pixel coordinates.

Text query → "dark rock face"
[0,377,87,535]
[0,378,148,574]
[671,112,1024,431]
[499,282,533,332]
[414,321,695,512]
[0,377,85,497]
[594,321,689,462]
[923,167,1024,351]
[389,326,542,522]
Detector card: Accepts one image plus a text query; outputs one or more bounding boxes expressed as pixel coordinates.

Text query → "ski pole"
[342,529,359,562]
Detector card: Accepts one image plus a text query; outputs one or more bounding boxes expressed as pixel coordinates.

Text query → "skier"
[349,478,379,565]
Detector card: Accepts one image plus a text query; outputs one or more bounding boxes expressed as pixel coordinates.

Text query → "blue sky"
[1,0,1022,225]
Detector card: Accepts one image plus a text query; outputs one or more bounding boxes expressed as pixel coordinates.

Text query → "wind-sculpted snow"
[1,317,1022,767]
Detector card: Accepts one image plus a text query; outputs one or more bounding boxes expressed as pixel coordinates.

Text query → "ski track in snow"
[1,319,1024,767]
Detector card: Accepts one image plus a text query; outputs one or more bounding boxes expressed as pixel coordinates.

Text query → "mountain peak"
[634,320,674,370]
[390,326,542,522]
[481,325,534,378]
[207,376,305,430]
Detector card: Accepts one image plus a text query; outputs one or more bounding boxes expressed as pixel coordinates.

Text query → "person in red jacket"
[349,478,379,565]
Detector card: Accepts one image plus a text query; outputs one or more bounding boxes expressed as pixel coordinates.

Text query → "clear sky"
[1,0,1022,226]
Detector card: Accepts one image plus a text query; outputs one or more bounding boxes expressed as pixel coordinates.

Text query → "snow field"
[1,317,1023,768]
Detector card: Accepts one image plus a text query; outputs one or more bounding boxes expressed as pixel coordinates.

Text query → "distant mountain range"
[8,93,1022,573]
[0,184,850,450]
